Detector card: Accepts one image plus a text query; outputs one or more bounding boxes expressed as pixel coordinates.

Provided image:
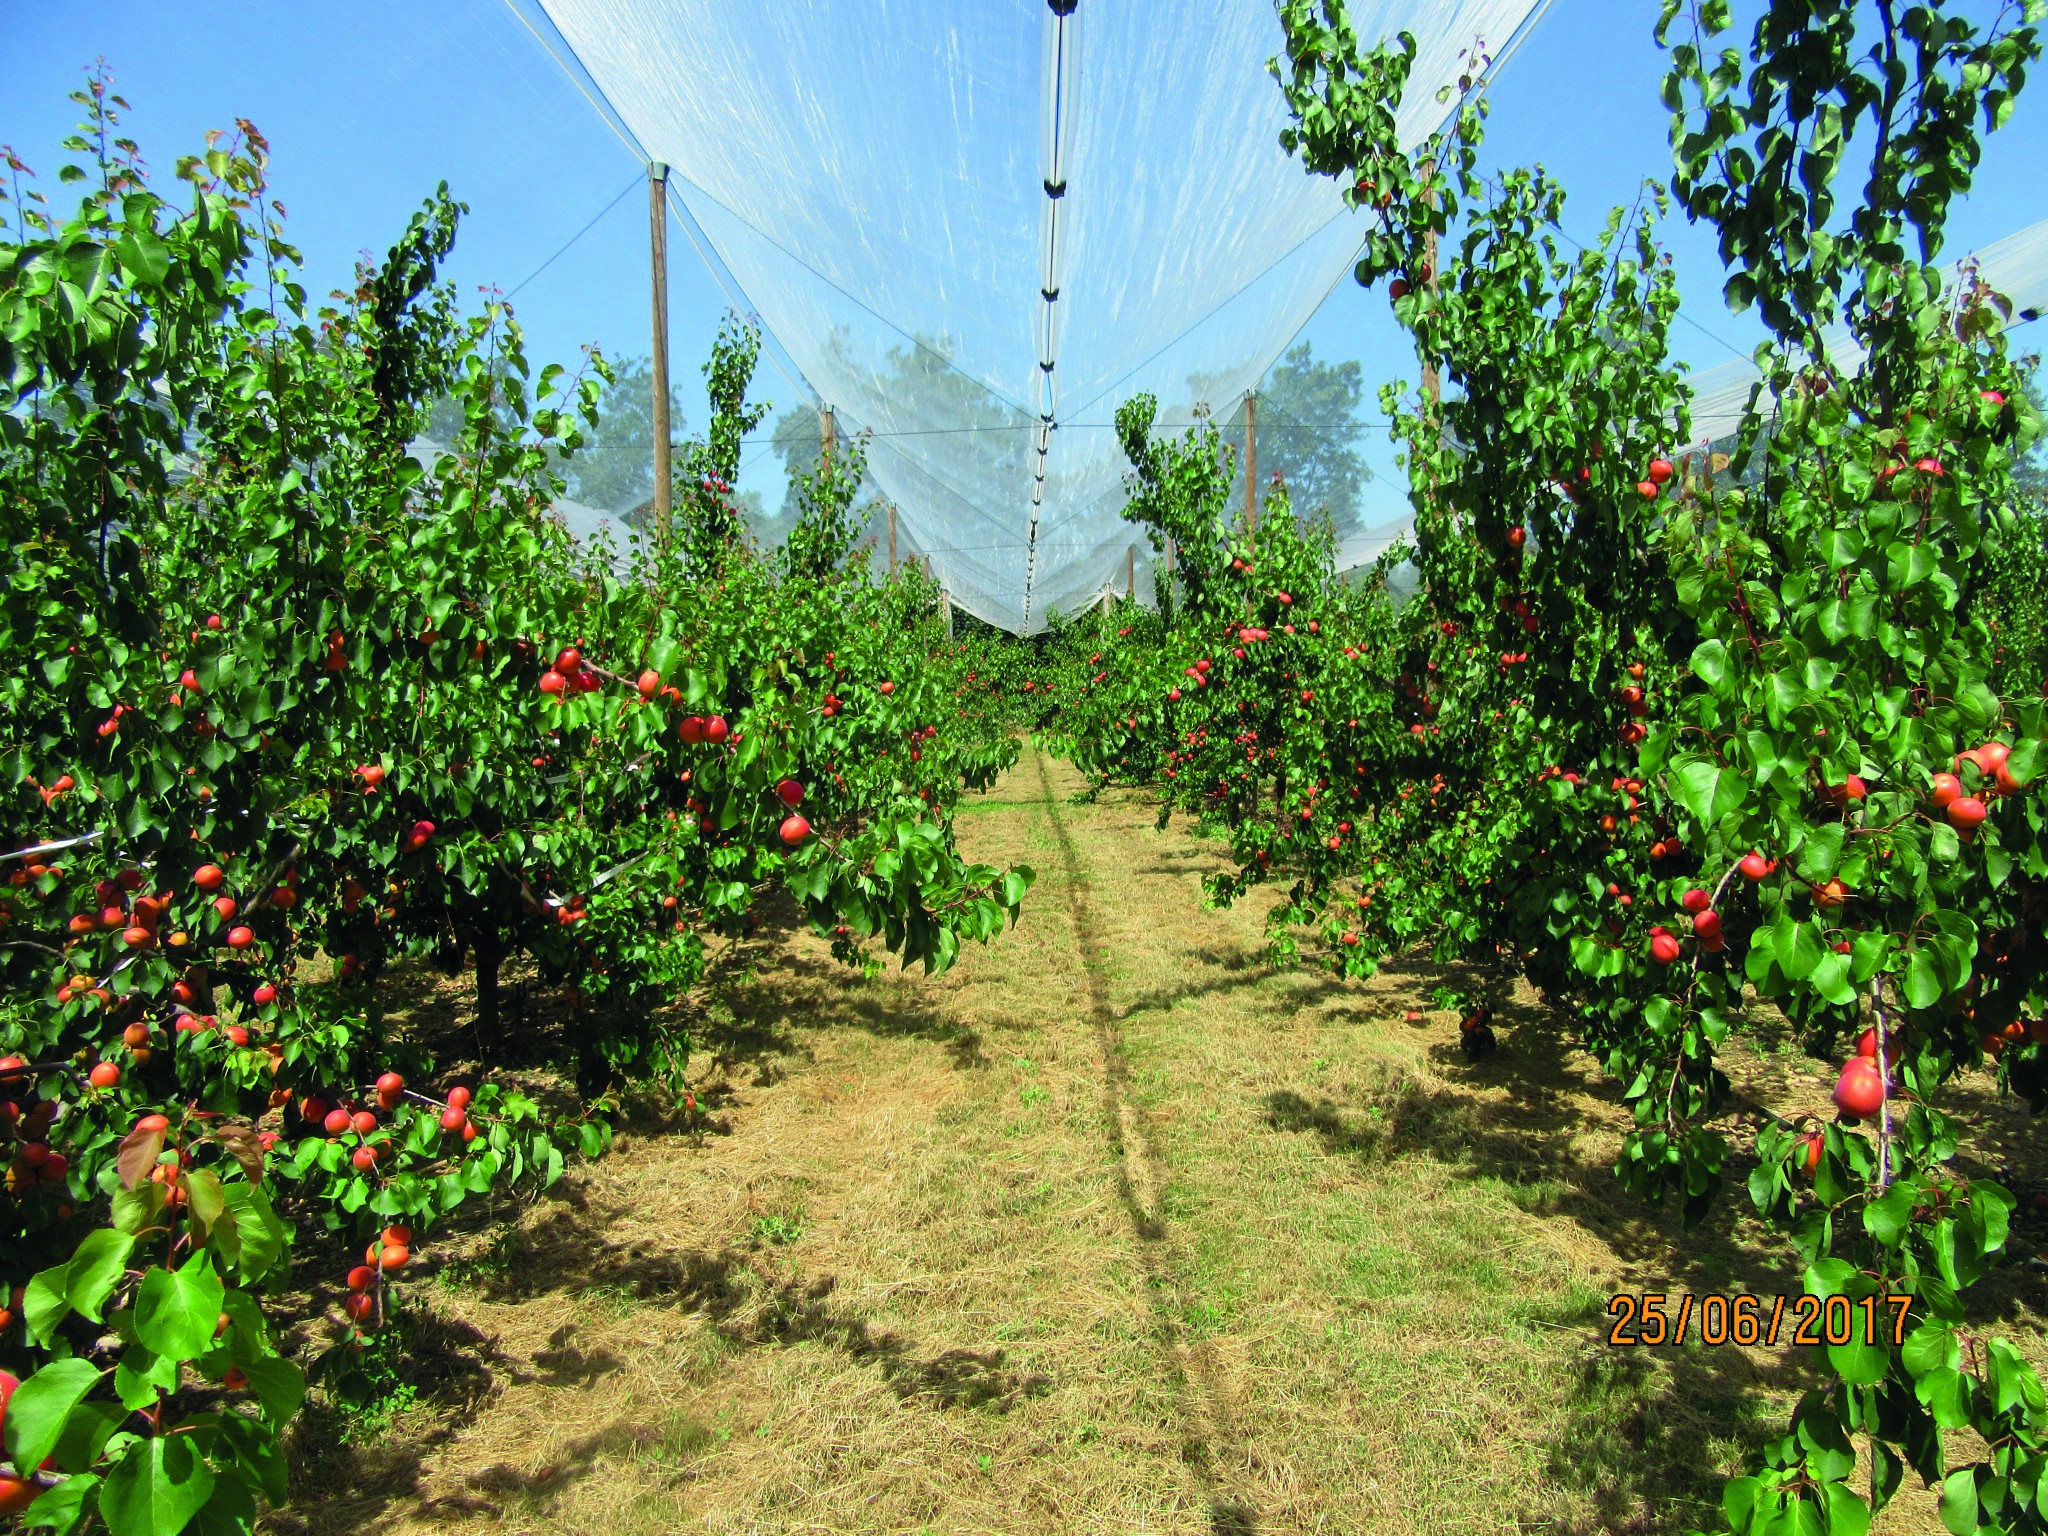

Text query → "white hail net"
[1683,216,2048,448]
[526,0,1543,631]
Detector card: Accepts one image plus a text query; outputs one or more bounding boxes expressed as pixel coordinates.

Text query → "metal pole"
[1127,544,1135,598]
[1243,392,1257,532]
[648,163,673,549]
[888,505,897,574]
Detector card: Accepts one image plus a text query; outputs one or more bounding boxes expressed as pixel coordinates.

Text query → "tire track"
[1029,747,1259,1536]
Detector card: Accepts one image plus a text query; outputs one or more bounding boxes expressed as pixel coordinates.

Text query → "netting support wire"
[1023,0,1078,630]
[506,170,641,299]
[649,162,674,551]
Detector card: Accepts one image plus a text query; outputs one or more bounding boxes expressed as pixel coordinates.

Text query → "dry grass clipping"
[264,748,2048,1536]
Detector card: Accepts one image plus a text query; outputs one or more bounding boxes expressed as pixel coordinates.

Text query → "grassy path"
[281,745,1992,1536]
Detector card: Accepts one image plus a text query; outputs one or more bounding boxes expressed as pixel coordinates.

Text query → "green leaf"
[1794,823,1845,881]
[2004,735,2041,788]
[1767,670,1812,727]
[1925,910,1978,991]
[1804,1257,1857,1298]
[50,1399,125,1476]
[1917,1274,1963,1324]
[1817,1478,1871,1536]
[1722,1476,1762,1531]
[183,1168,227,1238]
[1810,950,1856,1005]
[218,1183,287,1283]
[112,1345,178,1411]
[1820,527,1865,568]
[133,1253,225,1364]
[1871,1441,1904,1514]
[66,1229,138,1324]
[22,1473,98,1534]
[98,1434,215,1536]
[1796,1403,1859,1480]
[2,1359,102,1475]
[24,1263,73,1348]
[1929,821,1960,863]
[1917,1365,1971,1427]
[1828,1332,1888,1387]
[188,1470,255,1536]
[1865,1181,1918,1247]
[1939,1467,1979,1536]
[1669,754,1744,828]
[1902,1321,1960,1378]
[239,1356,304,1430]
[115,230,171,286]
[1778,916,1827,982]
[1987,1338,2042,1416]
[1690,638,1733,692]
[111,1184,168,1237]
[1903,948,1947,1009]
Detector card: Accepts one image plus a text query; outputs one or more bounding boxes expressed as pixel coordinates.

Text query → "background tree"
[764,332,1024,568]
[2019,365,2048,498]
[771,400,826,485]
[1207,340,1374,537]
[559,355,685,514]
[425,353,684,518]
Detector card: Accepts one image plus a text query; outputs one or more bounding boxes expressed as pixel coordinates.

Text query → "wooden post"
[940,587,952,638]
[648,163,673,548]
[888,504,898,574]
[1243,392,1257,532]
[1126,544,1135,598]
[820,405,836,463]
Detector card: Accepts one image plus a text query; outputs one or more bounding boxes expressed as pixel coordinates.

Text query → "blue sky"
[7,0,2045,530]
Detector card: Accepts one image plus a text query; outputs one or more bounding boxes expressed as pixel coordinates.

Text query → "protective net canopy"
[1685,216,2048,447]
[527,0,1543,631]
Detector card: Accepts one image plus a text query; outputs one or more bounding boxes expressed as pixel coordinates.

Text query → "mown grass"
[265,746,2048,1536]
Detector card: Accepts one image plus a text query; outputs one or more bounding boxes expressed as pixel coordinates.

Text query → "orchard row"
[0,92,1034,1531]
[1033,4,2048,1533]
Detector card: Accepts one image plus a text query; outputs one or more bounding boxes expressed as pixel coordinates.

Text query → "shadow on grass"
[273,1308,510,1535]
[1031,748,1268,1533]
[1534,1342,1782,1536]
[1258,991,1815,1536]
[275,1219,1051,1534]
[745,950,992,1071]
